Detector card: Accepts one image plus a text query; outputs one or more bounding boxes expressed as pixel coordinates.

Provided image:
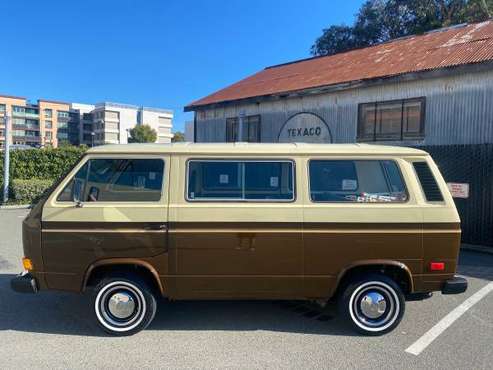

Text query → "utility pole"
[3,112,10,204]
[238,110,245,142]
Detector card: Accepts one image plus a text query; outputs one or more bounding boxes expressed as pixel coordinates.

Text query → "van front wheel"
[92,275,157,336]
[339,274,405,335]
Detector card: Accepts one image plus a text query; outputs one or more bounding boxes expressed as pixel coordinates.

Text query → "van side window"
[412,162,443,201]
[57,158,164,202]
[309,160,407,202]
[187,160,294,201]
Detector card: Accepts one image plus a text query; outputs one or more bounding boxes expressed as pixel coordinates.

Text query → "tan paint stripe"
[168,229,460,234]
[43,227,459,234]
[42,229,166,234]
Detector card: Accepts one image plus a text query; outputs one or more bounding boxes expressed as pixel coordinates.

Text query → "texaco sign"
[278,112,332,143]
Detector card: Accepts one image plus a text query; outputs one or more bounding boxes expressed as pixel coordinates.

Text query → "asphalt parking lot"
[0,209,492,369]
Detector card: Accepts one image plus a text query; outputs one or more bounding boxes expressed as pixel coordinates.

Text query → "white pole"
[3,113,10,204]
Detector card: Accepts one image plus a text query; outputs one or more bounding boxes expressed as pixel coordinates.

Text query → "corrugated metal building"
[185,21,493,247]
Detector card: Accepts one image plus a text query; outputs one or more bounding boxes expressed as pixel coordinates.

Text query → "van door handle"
[144,224,167,231]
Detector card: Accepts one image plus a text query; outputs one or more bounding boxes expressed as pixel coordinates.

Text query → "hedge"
[10,179,55,204]
[0,145,87,182]
[0,146,87,205]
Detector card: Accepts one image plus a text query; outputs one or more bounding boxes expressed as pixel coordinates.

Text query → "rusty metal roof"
[186,20,493,110]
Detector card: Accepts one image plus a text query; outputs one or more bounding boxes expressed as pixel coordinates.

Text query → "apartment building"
[0,94,173,148]
[88,102,173,146]
[0,95,72,148]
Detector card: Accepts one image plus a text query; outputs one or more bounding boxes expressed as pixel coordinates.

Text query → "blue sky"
[0,0,363,132]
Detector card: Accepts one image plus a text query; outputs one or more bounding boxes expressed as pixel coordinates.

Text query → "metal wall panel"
[195,69,493,145]
[421,144,493,247]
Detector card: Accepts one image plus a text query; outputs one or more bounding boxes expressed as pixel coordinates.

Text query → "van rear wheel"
[339,274,405,335]
[92,275,157,336]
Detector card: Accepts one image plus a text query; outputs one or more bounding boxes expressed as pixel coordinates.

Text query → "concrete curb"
[462,243,493,256]
[0,204,31,210]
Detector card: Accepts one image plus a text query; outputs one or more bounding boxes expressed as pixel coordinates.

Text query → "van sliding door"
[168,157,304,299]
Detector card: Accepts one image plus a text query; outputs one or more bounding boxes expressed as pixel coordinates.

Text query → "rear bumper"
[11,272,38,293]
[442,276,468,295]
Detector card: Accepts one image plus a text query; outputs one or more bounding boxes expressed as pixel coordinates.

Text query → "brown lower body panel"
[35,221,461,299]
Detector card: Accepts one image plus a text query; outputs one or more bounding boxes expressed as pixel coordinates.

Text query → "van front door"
[41,155,170,292]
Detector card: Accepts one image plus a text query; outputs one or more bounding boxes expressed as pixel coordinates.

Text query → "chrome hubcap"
[349,281,400,332]
[360,291,387,319]
[96,281,146,331]
[108,292,136,319]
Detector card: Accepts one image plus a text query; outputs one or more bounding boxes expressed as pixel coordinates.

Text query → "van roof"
[87,143,428,156]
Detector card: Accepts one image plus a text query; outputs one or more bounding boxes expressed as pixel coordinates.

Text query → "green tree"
[128,124,157,143]
[171,131,185,142]
[312,0,493,56]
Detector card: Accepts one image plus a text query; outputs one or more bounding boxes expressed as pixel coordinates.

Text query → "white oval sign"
[278,113,331,143]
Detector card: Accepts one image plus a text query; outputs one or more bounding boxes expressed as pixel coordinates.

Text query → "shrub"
[0,145,87,182]
[9,179,54,204]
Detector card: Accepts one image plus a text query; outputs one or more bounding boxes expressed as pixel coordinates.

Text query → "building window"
[13,106,25,114]
[57,111,70,119]
[12,130,25,136]
[44,109,53,118]
[25,107,39,116]
[25,130,39,137]
[225,115,261,142]
[0,104,6,112]
[45,132,52,139]
[104,111,119,120]
[13,118,26,125]
[45,120,53,129]
[357,97,425,142]
[26,119,39,129]
[105,122,119,130]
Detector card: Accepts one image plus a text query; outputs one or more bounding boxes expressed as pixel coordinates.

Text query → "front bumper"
[11,272,38,293]
[442,276,468,295]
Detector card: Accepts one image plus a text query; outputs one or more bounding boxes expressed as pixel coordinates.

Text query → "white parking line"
[405,282,493,356]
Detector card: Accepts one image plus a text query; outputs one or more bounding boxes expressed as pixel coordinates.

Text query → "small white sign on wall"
[447,183,469,199]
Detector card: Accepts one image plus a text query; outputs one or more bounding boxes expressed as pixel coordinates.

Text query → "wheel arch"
[82,258,164,296]
[332,260,414,298]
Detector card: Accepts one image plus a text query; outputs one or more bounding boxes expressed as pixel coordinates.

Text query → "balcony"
[13,136,41,143]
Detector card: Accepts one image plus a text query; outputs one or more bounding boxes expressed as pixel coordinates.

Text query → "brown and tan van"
[11,143,467,335]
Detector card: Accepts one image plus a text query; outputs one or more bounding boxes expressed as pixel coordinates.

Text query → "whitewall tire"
[92,275,157,336]
[339,274,405,335]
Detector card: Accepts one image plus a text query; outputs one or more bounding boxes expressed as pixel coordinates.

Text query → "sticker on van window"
[270,176,279,187]
[149,172,156,180]
[342,179,357,191]
[137,176,146,189]
[219,174,229,184]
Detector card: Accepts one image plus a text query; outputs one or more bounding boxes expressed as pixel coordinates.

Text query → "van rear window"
[309,160,407,203]
[412,162,443,201]
[187,160,294,201]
